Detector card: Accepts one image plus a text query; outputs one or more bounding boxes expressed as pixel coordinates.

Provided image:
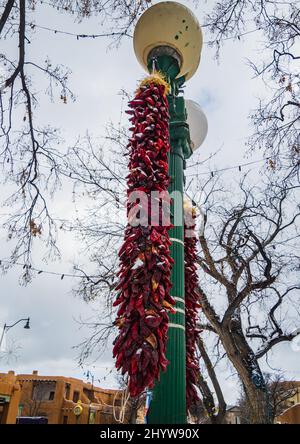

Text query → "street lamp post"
[133,2,206,424]
[0,317,30,351]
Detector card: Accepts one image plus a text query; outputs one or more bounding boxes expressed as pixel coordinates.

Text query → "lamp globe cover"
[185,99,208,151]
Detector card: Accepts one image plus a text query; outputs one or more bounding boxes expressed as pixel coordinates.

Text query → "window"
[65,384,71,400]
[83,388,93,402]
[73,391,80,403]
[32,381,56,401]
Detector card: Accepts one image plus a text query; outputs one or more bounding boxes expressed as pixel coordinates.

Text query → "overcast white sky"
[0,0,299,404]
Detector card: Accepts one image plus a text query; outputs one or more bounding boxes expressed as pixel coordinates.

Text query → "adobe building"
[276,404,300,424]
[0,370,132,424]
[0,371,21,424]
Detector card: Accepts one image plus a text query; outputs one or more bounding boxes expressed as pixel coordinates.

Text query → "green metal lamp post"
[133,2,205,424]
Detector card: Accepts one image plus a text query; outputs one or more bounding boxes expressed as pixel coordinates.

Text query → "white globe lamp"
[185,99,208,151]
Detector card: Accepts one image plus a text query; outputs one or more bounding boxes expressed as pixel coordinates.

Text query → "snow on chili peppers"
[184,199,202,411]
[113,73,175,397]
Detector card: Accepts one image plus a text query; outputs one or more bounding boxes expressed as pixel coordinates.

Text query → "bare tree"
[2,0,298,270]
[0,0,151,269]
[190,170,300,423]
[65,125,300,424]
[63,129,126,303]
[204,0,300,176]
[62,128,230,423]
[65,2,299,420]
[2,1,299,424]
[0,337,22,363]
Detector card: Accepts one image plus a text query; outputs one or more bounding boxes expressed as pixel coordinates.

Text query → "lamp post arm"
[5,317,29,331]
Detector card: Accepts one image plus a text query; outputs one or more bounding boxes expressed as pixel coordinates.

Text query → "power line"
[0,258,100,280]
[27,21,260,43]
[185,157,271,178]
[28,22,132,39]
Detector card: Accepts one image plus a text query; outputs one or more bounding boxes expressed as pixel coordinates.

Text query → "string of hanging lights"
[185,157,273,177]
[26,21,260,42]
[0,258,99,280]
[28,22,131,39]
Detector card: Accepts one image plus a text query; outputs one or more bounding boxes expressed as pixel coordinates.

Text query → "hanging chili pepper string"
[184,199,202,411]
[113,73,175,398]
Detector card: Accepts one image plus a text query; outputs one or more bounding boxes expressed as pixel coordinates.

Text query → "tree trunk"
[197,338,226,424]
[128,398,139,424]
[220,320,271,424]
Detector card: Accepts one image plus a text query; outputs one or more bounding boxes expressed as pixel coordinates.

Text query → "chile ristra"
[184,201,202,410]
[113,74,175,397]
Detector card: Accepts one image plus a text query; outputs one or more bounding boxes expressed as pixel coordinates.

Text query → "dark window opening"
[73,391,80,403]
[65,383,71,400]
[83,388,94,402]
[32,381,56,401]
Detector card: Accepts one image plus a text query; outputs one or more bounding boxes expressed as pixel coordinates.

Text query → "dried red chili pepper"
[113,73,174,397]
[184,201,202,411]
